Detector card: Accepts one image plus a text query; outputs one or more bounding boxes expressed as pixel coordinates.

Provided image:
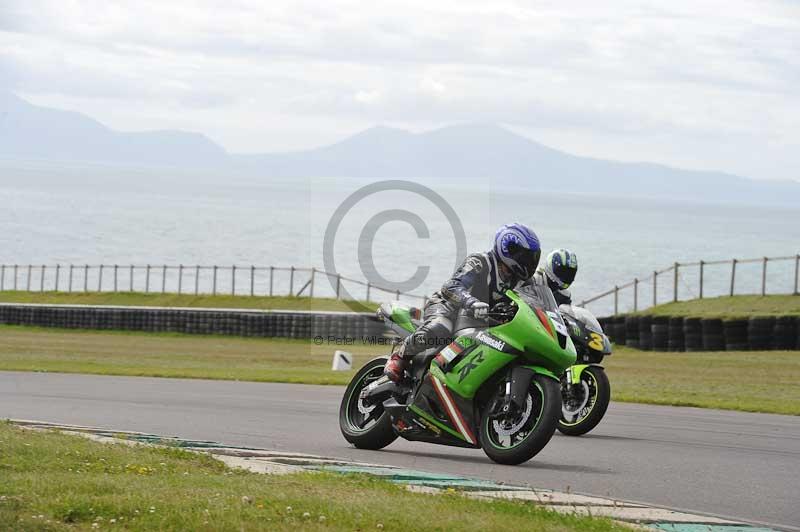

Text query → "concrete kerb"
[8,419,779,532]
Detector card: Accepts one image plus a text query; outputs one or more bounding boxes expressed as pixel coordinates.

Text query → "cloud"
[0,0,798,179]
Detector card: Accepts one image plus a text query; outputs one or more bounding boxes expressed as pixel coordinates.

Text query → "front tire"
[557,366,610,436]
[339,357,398,450]
[480,373,561,465]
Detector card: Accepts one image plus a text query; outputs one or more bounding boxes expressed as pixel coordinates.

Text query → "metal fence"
[0,264,428,305]
[580,254,800,316]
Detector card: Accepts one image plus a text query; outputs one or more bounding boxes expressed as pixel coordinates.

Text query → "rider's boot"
[383,340,408,383]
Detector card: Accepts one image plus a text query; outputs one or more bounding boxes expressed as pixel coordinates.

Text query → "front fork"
[565,364,596,385]
[493,365,556,416]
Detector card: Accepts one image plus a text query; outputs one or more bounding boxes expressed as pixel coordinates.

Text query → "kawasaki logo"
[476,331,505,351]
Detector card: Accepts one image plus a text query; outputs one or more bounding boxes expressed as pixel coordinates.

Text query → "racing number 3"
[588,332,604,351]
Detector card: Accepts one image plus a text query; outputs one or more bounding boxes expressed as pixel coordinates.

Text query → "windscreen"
[515,279,570,339]
[516,282,558,313]
[572,306,603,334]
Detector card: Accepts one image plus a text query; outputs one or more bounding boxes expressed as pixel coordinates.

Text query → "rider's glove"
[465,298,489,319]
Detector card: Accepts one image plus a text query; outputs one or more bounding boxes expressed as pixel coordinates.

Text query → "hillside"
[2,91,798,204]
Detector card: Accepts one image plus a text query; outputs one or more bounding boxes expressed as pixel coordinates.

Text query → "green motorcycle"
[339,279,576,465]
[557,305,612,436]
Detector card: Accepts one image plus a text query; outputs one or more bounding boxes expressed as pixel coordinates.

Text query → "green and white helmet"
[543,249,578,290]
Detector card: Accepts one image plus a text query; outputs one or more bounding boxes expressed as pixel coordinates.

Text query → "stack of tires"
[638,316,653,351]
[701,318,725,351]
[773,316,798,350]
[723,319,748,351]
[668,317,685,352]
[613,316,627,345]
[599,313,800,352]
[625,316,640,349]
[748,317,775,351]
[651,316,669,350]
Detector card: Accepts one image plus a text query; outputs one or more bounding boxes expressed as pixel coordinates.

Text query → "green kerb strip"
[408,404,465,441]
[652,525,776,532]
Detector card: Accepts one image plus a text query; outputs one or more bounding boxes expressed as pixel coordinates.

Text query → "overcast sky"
[1,0,798,181]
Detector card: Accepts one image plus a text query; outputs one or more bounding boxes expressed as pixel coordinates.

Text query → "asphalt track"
[1,371,797,530]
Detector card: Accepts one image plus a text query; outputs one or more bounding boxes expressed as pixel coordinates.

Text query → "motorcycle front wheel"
[480,373,561,465]
[557,365,610,436]
[339,356,398,450]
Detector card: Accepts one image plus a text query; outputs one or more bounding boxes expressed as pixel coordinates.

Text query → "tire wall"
[601,314,798,352]
[0,304,388,340]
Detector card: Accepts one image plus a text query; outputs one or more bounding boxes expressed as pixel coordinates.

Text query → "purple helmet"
[493,223,542,279]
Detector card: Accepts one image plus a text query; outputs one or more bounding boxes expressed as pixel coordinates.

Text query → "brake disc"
[561,381,590,421]
[492,395,533,437]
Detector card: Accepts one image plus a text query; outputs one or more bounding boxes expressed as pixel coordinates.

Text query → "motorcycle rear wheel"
[339,356,398,450]
[480,373,561,465]
[557,366,610,436]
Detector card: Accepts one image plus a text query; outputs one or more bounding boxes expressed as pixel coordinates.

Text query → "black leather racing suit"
[399,251,523,358]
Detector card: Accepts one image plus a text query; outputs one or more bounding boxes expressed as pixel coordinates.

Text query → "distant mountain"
[1,91,797,204]
[0,92,228,168]
[236,123,798,203]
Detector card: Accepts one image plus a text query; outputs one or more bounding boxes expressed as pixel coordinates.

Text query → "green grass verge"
[637,294,800,318]
[0,291,377,313]
[0,326,797,415]
[610,346,799,415]
[0,325,375,385]
[0,422,622,531]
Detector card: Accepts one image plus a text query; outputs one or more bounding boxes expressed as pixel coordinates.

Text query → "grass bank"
[0,422,621,531]
[0,291,377,313]
[637,294,800,318]
[0,326,797,415]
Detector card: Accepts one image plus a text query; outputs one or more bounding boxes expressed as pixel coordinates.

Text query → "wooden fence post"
[98,265,104,292]
[40,265,45,292]
[145,265,151,293]
[336,274,341,299]
[13,264,18,290]
[26,264,32,291]
[69,265,73,292]
[161,265,167,294]
[366,282,371,301]
[250,266,255,296]
[795,254,799,296]
[195,265,200,295]
[178,265,183,294]
[84,265,89,292]
[309,268,315,298]
[761,257,768,296]
[0,264,4,290]
[673,262,679,302]
[269,266,274,296]
[730,259,737,296]
[699,260,704,299]
[212,266,218,295]
[129,265,134,292]
[113,265,118,292]
[633,278,638,312]
[55,264,60,291]
[289,266,295,296]
[231,265,236,295]
[614,285,619,315]
[650,271,657,307]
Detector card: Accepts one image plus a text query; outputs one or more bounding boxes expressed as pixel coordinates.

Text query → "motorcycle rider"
[536,248,578,306]
[384,223,542,382]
